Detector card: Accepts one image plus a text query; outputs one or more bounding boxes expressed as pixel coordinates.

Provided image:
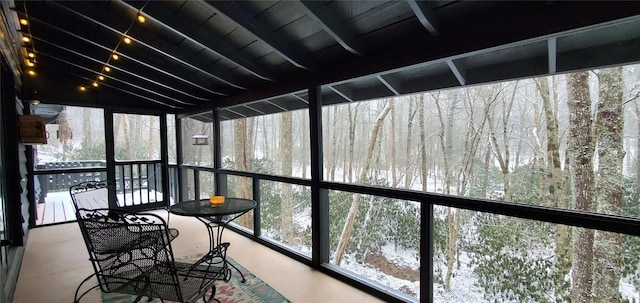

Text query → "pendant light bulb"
[104,66,111,72]
[137,13,145,23]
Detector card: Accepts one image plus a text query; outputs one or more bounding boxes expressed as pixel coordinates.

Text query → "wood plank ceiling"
[7,1,640,121]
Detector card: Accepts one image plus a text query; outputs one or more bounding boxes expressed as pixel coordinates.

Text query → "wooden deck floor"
[35,191,76,225]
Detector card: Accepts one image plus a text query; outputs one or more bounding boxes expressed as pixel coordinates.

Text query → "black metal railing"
[34,160,178,206]
[35,161,107,203]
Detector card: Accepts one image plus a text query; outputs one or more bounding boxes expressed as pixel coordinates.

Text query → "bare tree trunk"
[593,66,624,303]
[246,118,255,170]
[537,77,570,301]
[404,99,417,189]
[234,119,252,227]
[435,92,460,290]
[82,108,91,147]
[637,102,640,204]
[347,104,360,183]
[568,71,596,303]
[328,107,337,181]
[390,100,397,187]
[280,112,294,243]
[147,117,154,160]
[418,95,428,191]
[302,113,309,178]
[486,84,513,201]
[262,117,269,162]
[122,115,132,160]
[334,101,392,265]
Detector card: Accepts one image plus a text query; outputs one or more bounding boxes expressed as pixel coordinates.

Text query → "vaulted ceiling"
[5,1,640,121]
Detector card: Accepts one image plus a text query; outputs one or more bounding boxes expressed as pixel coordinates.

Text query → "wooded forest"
[39,64,640,302]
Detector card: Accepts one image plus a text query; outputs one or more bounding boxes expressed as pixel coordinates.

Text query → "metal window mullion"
[214,108,226,195]
[309,85,328,265]
[105,109,116,209]
[160,113,170,207]
[253,177,261,238]
[194,169,200,200]
[176,116,186,202]
[421,203,433,303]
[138,163,143,205]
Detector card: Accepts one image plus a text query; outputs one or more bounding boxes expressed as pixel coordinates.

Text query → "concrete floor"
[13,212,385,303]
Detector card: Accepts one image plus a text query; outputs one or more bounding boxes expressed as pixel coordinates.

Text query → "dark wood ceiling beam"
[243,104,266,115]
[406,0,439,36]
[328,85,353,102]
[299,0,365,56]
[548,37,557,74]
[210,2,640,110]
[446,59,466,86]
[223,108,247,118]
[26,15,226,98]
[36,53,193,107]
[376,75,400,95]
[24,64,181,111]
[291,93,309,105]
[50,1,246,92]
[202,0,311,70]
[121,0,274,81]
[265,100,287,112]
[33,37,212,102]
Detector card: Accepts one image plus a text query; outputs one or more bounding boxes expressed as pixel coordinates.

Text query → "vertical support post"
[194,170,200,200]
[214,109,227,195]
[253,177,261,237]
[26,143,36,228]
[176,116,186,202]
[1,73,23,245]
[309,85,329,265]
[24,101,36,228]
[104,109,116,209]
[421,203,434,303]
[160,113,170,206]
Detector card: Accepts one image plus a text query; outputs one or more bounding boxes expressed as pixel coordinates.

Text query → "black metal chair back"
[74,208,218,303]
[69,180,118,212]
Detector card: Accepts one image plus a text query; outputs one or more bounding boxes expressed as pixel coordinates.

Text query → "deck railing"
[35,161,178,206]
[35,161,107,202]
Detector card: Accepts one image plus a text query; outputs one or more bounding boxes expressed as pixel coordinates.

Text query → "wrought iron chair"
[73,208,221,302]
[69,180,179,241]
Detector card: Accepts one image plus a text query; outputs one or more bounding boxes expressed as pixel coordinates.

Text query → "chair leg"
[203,284,221,303]
[74,272,100,302]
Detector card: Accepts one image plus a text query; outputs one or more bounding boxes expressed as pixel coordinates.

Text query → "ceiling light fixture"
[79,86,86,91]
[28,52,35,58]
[27,70,36,76]
[104,66,111,72]
[22,36,30,43]
[112,53,119,60]
[26,60,34,67]
[123,37,131,44]
[92,82,99,88]
[98,75,105,81]
[19,19,28,26]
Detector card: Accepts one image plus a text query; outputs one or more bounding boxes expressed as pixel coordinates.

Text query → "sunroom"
[1,1,640,303]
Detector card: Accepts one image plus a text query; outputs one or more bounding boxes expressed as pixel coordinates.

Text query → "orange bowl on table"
[209,196,225,207]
